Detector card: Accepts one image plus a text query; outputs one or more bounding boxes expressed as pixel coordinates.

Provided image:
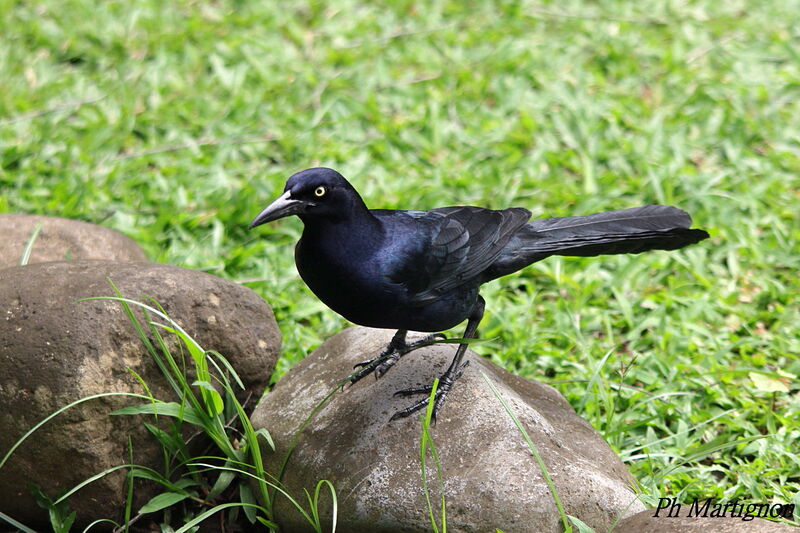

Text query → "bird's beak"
[248,190,312,228]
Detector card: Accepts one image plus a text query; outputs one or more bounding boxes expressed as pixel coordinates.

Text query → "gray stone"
[0,261,281,528]
[250,326,644,532]
[616,508,798,532]
[0,214,147,268]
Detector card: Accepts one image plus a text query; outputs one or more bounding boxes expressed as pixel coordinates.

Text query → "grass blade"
[19,223,42,266]
[0,511,38,533]
[419,379,446,533]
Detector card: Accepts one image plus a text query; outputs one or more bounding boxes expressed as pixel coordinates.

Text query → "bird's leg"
[350,329,446,385]
[390,296,485,422]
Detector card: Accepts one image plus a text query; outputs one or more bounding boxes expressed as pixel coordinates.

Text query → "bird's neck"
[300,207,383,251]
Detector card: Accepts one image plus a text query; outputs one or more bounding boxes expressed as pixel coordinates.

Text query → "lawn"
[1,0,798,528]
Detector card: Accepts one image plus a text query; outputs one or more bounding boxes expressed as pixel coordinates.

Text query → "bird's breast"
[295,234,393,323]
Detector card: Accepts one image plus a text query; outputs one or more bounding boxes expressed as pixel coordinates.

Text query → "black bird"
[249,167,708,421]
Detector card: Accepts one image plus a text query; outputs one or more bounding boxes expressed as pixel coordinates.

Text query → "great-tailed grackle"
[250,167,708,421]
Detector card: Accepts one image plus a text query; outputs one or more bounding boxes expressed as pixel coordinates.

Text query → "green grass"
[2,0,798,527]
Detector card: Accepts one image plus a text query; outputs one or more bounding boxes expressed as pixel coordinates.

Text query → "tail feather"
[527,204,691,235]
[484,205,709,280]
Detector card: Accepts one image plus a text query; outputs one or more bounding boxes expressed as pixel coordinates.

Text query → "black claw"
[389,360,470,421]
[389,388,447,422]
[393,385,432,398]
[389,399,429,421]
[374,356,398,379]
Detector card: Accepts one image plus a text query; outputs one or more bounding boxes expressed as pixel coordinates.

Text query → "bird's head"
[249,167,366,228]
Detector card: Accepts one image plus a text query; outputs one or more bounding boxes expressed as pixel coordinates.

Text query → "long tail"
[484,205,709,280]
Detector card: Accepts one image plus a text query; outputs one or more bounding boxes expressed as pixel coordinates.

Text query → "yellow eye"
[314,186,326,197]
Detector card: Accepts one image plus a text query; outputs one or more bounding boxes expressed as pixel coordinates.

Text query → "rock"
[0,261,281,529]
[616,508,798,532]
[0,214,147,268]
[250,326,644,532]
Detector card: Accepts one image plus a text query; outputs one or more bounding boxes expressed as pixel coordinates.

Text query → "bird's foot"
[389,360,470,422]
[350,333,446,385]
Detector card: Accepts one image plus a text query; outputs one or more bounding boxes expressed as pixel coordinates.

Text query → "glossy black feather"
[485,205,709,280]
[384,206,531,304]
